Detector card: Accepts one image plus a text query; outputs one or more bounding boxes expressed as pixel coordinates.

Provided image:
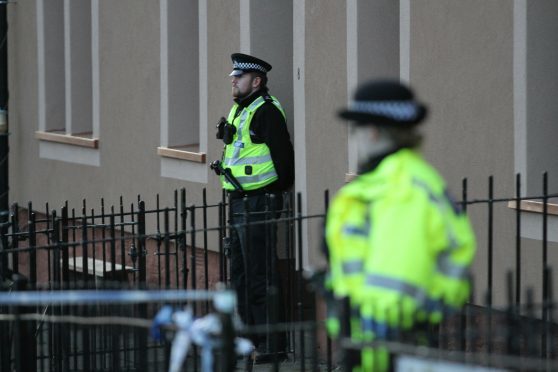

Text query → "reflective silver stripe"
[412,178,444,207]
[342,260,364,274]
[366,274,428,304]
[246,96,266,114]
[223,154,273,166]
[226,170,277,185]
[365,274,449,313]
[231,109,249,159]
[436,251,469,279]
[341,204,371,237]
[342,224,369,237]
[231,97,266,160]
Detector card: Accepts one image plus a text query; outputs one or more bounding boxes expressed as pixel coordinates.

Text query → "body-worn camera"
[209,160,223,175]
[216,117,227,139]
[216,117,236,145]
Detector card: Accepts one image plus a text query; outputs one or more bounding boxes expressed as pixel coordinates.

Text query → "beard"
[232,87,244,99]
[232,86,256,101]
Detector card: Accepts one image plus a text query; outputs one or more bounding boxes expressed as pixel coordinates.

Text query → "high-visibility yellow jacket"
[326,148,476,334]
[221,95,286,191]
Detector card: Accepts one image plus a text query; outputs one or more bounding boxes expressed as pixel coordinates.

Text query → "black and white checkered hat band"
[232,61,268,73]
[350,100,419,121]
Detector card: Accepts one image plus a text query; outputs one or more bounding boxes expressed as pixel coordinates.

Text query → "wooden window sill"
[157,145,206,163]
[345,172,357,183]
[508,200,558,216]
[35,131,99,149]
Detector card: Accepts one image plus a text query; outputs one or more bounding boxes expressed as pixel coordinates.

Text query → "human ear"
[252,76,261,89]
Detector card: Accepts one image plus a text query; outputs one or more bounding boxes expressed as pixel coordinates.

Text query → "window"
[158,0,207,183]
[511,0,558,242]
[36,0,100,165]
[345,0,399,179]
[514,0,558,195]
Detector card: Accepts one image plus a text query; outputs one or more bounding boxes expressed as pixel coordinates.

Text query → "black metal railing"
[1,171,558,370]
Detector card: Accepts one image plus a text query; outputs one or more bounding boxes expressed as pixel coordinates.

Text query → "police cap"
[229,53,272,77]
[339,79,427,126]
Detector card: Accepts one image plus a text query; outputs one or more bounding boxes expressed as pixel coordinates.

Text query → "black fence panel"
[1,174,558,370]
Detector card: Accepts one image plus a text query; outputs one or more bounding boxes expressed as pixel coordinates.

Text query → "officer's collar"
[357,146,402,174]
[234,88,269,107]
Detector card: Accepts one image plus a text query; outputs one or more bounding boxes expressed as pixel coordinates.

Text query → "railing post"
[109,212,120,371]
[242,197,250,340]
[136,200,148,371]
[61,213,71,370]
[218,201,225,282]
[544,267,553,360]
[542,172,548,316]
[267,193,280,362]
[203,189,210,313]
[542,171,549,358]
[487,176,494,354]
[51,211,65,372]
[28,209,37,288]
[173,191,179,287]
[12,274,35,372]
[296,192,305,372]
[324,189,332,371]
[285,191,295,352]
[515,173,522,306]
[0,208,7,281]
[458,178,473,351]
[180,188,188,290]
[10,203,18,273]
[60,206,70,287]
[487,175,493,307]
[164,208,171,289]
[190,205,198,324]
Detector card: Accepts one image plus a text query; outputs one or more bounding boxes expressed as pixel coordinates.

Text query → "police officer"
[325,80,476,371]
[213,53,294,362]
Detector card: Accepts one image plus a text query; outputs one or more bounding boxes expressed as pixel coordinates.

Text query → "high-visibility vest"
[326,148,476,332]
[221,95,286,191]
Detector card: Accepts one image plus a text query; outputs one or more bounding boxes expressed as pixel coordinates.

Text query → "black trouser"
[229,192,285,351]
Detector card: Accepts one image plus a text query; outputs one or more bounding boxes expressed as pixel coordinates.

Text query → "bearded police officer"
[213,53,293,363]
[325,80,476,371]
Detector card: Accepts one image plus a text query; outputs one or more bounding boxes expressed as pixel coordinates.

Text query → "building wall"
[7,1,558,303]
[412,1,516,306]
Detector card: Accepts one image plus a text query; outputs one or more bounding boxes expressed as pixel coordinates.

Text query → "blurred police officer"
[213,53,294,363]
[325,80,476,371]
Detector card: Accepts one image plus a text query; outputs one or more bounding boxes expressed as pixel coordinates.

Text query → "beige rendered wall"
[9,1,210,211]
[8,0,39,205]
[250,1,294,139]
[303,0,348,267]
[7,1,558,305]
[411,0,516,306]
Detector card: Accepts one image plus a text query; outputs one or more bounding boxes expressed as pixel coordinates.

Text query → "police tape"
[0,289,236,307]
[0,312,153,328]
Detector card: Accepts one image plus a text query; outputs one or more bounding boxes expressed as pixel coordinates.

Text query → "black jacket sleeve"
[249,102,295,192]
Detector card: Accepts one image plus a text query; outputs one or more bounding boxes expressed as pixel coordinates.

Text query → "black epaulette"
[263,94,273,103]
